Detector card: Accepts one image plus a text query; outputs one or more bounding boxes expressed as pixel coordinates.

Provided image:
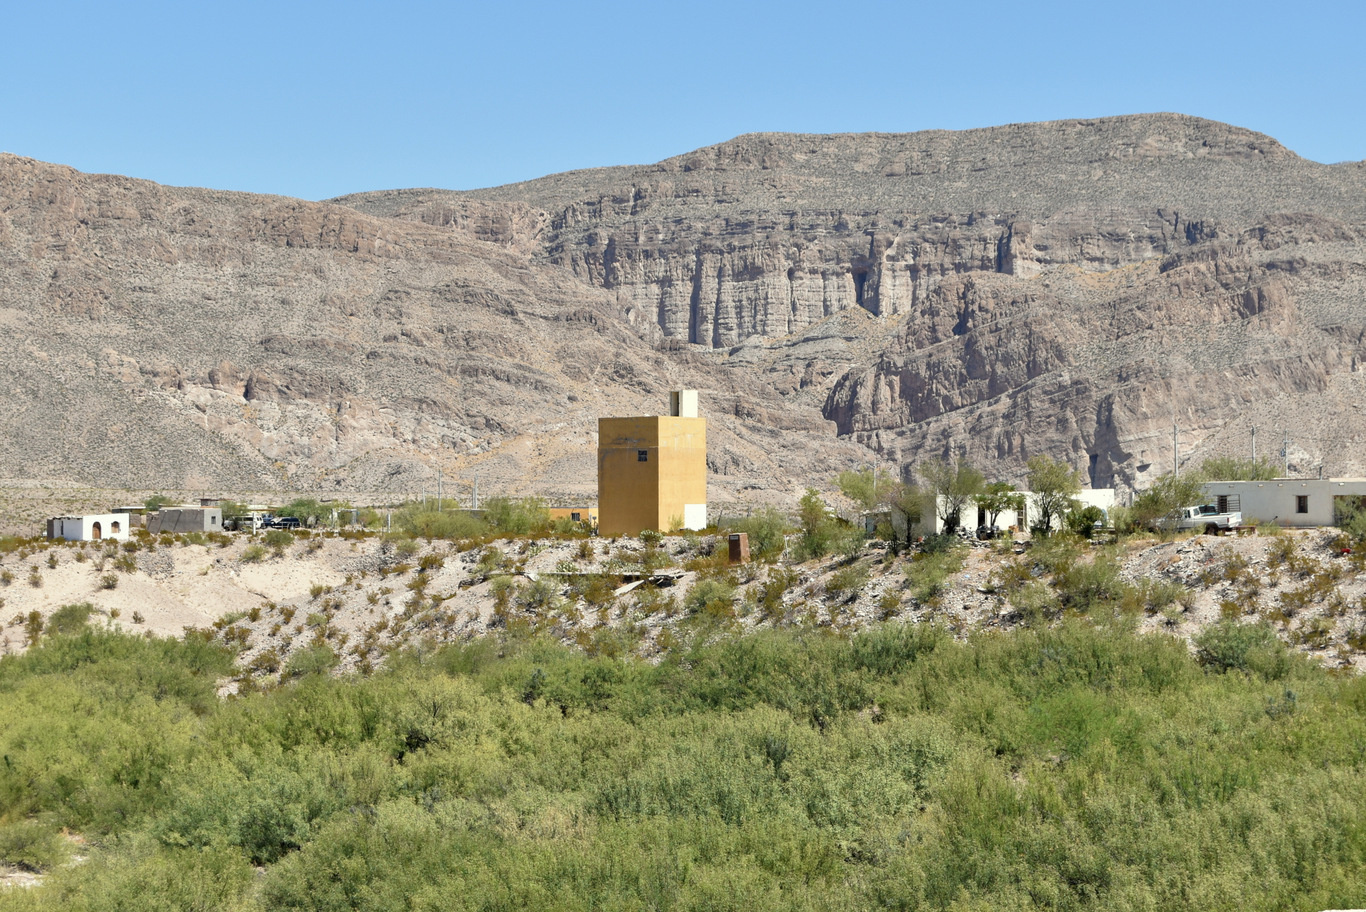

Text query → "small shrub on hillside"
[240,544,267,564]
[1195,619,1291,679]
[48,602,93,636]
[0,820,70,872]
[264,529,295,553]
[826,562,869,601]
[28,567,43,588]
[46,553,58,569]
[282,644,338,679]
[905,546,963,606]
[728,505,790,561]
[685,578,737,618]
[99,573,119,590]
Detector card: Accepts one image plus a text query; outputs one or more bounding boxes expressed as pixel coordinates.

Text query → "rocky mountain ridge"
[337,114,1366,491]
[2,114,1365,510]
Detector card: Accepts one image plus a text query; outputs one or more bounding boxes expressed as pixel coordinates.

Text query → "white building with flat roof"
[1201,478,1366,528]
[46,514,131,542]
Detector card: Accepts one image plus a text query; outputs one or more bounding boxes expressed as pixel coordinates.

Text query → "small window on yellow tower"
[638,450,649,462]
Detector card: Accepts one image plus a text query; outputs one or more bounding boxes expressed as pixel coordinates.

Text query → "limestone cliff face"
[4,114,1366,504]
[337,114,1366,491]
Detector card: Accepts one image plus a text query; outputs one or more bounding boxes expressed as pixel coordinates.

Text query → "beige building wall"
[598,415,707,536]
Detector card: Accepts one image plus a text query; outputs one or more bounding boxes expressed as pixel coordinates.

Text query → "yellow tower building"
[598,391,707,536]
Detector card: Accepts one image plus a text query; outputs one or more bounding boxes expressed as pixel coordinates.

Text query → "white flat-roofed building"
[1201,478,1366,528]
[46,513,131,542]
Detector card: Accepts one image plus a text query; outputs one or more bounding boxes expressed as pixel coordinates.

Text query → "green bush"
[0,819,70,872]
[729,506,790,560]
[282,645,339,679]
[1194,619,1292,679]
[264,529,295,552]
[240,544,267,563]
[685,578,737,618]
[47,602,94,637]
[482,496,550,536]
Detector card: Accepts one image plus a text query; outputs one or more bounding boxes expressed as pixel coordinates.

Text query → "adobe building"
[548,506,599,528]
[47,514,131,542]
[598,391,707,536]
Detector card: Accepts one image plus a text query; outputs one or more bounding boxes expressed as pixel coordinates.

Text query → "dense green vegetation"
[3,614,1365,911]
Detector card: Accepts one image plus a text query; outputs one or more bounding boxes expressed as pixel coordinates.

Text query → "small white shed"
[47,513,131,542]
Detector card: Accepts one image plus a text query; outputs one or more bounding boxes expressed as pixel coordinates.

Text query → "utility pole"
[1173,424,1179,477]
[437,468,443,512]
[472,474,479,510]
[1251,425,1257,464]
[1283,430,1290,477]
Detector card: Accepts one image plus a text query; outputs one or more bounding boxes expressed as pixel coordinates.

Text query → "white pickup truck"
[1174,504,1243,535]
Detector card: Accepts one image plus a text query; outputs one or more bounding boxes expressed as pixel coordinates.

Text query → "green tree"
[217,500,250,523]
[918,458,984,533]
[276,498,326,526]
[835,467,897,512]
[1130,471,1210,534]
[483,497,550,536]
[974,482,1025,533]
[1025,455,1083,535]
[1200,455,1279,481]
[879,481,924,546]
[730,506,790,561]
[143,493,173,512]
[796,489,836,560]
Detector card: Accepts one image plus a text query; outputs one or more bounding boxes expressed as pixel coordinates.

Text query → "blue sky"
[3,0,1362,200]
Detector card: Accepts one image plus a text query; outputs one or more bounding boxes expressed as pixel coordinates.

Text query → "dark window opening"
[637,450,649,462]
[571,512,581,522]
[111,521,121,534]
[1296,495,1309,514]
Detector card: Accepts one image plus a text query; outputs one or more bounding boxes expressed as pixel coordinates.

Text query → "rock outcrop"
[3,114,1366,506]
[339,114,1366,490]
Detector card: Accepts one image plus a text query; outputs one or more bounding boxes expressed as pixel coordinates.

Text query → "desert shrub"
[759,566,800,617]
[905,545,964,606]
[1194,619,1292,679]
[826,562,869,600]
[282,645,339,679]
[1053,553,1131,616]
[482,496,550,536]
[264,529,295,553]
[685,577,737,618]
[47,602,94,637]
[728,506,790,561]
[98,572,119,590]
[392,537,421,561]
[1064,503,1106,538]
[240,544,267,564]
[918,532,958,555]
[0,819,70,872]
[27,567,43,588]
[793,489,837,561]
[517,577,561,613]
[1011,580,1061,625]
